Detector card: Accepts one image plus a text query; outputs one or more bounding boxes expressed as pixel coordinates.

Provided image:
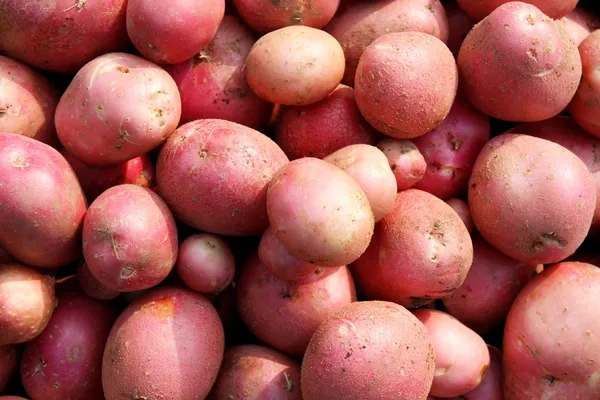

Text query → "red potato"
[0,133,87,268]
[468,134,596,264]
[355,32,458,139]
[0,264,56,346]
[351,189,473,308]
[176,233,235,294]
[503,262,600,399]
[0,397,28,400]
[267,157,374,267]
[244,26,345,106]
[558,7,600,46]
[55,53,181,166]
[157,119,289,236]
[376,139,427,191]
[237,254,356,355]
[456,0,578,21]
[275,85,378,160]
[301,301,435,400]
[82,185,178,292]
[325,0,449,85]
[446,198,474,233]
[258,226,318,281]
[102,287,224,400]
[458,2,582,123]
[445,1,476,57]
[0,345,18,393]
[20,290,117,400]
[76,261,120,301]
[208,345,302,400]
[166,15,271,129]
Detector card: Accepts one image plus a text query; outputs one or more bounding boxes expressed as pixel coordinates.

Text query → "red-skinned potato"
[0,344,18,393]
[504,262,600,399]
[446,198,474,233]
[76,261,120,301]
[237,254,356,355]
[301,301,435,400]
[457,0,578,21]
[0,133,87,268]
[468,134,596,264]
[82,185,178,292]
[355,31,458,139]
[245,26,345,106]
[376,139,427,191]
[102,287,225,400]
[445,1,476,57]
[258,226,318,281]
[0,397,28,400]
[458,2,582,122]
[558,7,600,46]
[157,119,289,236]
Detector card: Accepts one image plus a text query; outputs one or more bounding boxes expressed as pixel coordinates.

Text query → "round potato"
[376,139,427,191]
[558,7,600,46]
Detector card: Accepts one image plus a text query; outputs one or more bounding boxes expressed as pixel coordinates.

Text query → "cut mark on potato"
[63,0,86,12]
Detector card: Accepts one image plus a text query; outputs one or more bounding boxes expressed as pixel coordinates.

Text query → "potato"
[0,344,18,393]
[267,157,374,267]
[558,7,600,46]
[445,1,476,57]
[0,0,129,74]
[355,31,458,139]
[76,261,120,301]
[301,301,435,400]
[20,290,117,400]
[258,226,318,281]
[0,133,87,267]
[0,264,56,345]
[102,287,224,400]
[209,344,302,399]
[446,198,474,234]
[166,16,270,129]
[458,2,582,123]
[237,254,356,355]
[325,0,449,85]
[245,26,345,106]
[376,139,427,191]
[157,119,289,236]
[55,53,181,166]
[468,134,596,264]
[351,189,473,308]
[503,262,600,399]
[82,185,178,292]
[456,0,578,21]
[0,397,27,400]
[0,247,15,265]
[275,85,378,160]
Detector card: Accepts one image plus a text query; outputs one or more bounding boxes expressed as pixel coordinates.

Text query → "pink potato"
[267,157,374,267]
[458,2,582,122]
[325,0,449,85]
[0,345,18,393]
[244,26,345,106]
[258,226,318,281]
[55,53,181,166]
[503,262,600,399]
[446,198,474,233]
[237,254,356,355]
[0,264,56,346]
[0,133,87,268]
[82,185,178,292]
[275,85,378,160]
[176,233,235,294]
[355,31,458,139]
[166,15,270,129]
[457,0,578,21]
[126,0,224,65]
[102,287,224,400]
[208,345,302,400]
[76,261,120,301]
[558,7,600,46]
[20,290,117,400]
[157,119,289,236]
[351,189,473,308]
[376,138,427,191]
[468,134,596,264]
[301,301,435,400]
[445,1,476,57]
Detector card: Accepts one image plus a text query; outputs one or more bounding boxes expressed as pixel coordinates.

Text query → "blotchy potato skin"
[457,2,582,123]
[325,0,449,85]
[77,261,120,301]
[102,287,225,400]
[503,262,600,399]
[446,198,474,233]
[301,301,435,400]
[0,344,18,393]
[457,0,578,21]
[351,189,473,308]
[55,53,181,166]
[208,345,302,400]
[258,226,318,281]
[376,139,427,191]
[468,134,596,265]
[558,7,600,46]
[82,185,179,292]
[157,119,289,236]
[445,1,476,57]
[355,31,458,139]
[0,133,87,267]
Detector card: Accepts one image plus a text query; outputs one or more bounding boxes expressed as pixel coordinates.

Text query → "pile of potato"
[1,0,600,399]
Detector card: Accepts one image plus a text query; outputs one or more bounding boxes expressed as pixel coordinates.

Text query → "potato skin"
[558,7,600,46]
[157,119,289,236]
[503,262,600,399]
[376,139,427,191]
[102,287,224,400]
[446,198,474,233]
[258,226,318,281]
[457,0,578,21]
[0,344,18,393]
[301,301,435,400]
[445,1,476,57]
[76,261,120,301]
[0,133,87,267]
[355,31,458,139]
[468,134,596,264]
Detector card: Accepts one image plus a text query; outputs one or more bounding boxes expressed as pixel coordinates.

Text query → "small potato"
[376,139,427,191]
[457,0,578,21]
[445,1,476,57]
[245,26,345,106]
[0,344,18,393]
[446,198,474,233]
[558,7,600,46]
[258,226,318,281]
[77,261,120,301]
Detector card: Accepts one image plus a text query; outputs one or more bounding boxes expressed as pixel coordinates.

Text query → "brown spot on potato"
[141,296,176,318]
[543,374,559,386]
[116,66,130,73]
